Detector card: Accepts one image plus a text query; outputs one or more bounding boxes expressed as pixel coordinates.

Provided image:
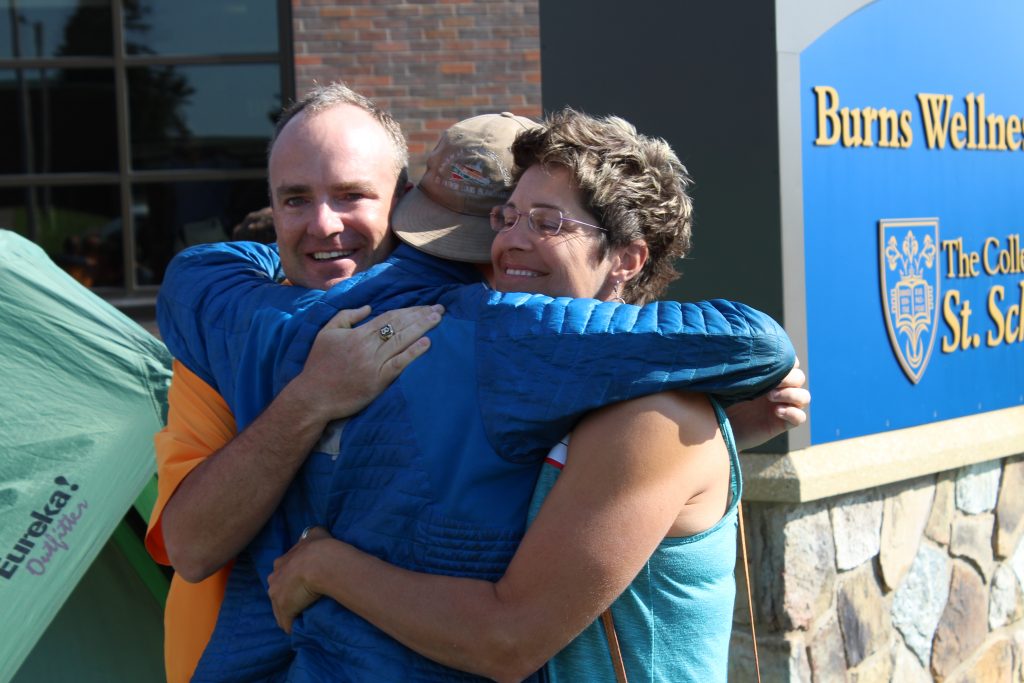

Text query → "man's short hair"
[269,82,409,191]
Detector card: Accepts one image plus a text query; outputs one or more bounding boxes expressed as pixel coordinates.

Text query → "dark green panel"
[12,540,165,683]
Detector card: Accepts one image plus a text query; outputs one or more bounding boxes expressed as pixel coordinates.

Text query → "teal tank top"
[527,399,740,682]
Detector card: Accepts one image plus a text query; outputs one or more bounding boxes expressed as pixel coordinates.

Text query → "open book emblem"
[879,218,941,384]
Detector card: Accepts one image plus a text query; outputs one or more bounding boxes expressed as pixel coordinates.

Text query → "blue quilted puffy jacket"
[157,242,795,682]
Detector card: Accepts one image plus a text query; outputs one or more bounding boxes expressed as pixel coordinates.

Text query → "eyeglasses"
[489,205,606,237]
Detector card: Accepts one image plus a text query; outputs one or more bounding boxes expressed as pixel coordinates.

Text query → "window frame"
[0,0,294,301]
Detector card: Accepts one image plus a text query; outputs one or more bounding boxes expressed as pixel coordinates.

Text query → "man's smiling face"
[270,104,400,290]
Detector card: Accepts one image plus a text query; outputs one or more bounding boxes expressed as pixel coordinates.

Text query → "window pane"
[0,0,112,59]
[129,63,279,171]
[0,70,31,174]
[124,0,277,56]
[35,184,124,288]
[0,187,32,237]
[133,178,268,285]
[0,68,118,174]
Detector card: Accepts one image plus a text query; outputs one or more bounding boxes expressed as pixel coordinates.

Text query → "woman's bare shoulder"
[577,391,720,447]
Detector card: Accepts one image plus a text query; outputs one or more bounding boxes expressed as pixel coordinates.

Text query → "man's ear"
[611,239,648,284]
[392,168,414,207]
[389,181,413,214]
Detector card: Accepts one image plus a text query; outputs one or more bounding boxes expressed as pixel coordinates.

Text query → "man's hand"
[726,358,810,452]
[268,526,332,634]
[286,304,444,424]
[162,304,443,582]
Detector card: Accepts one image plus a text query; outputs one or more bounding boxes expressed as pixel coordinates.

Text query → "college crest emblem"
[879,218,940,384]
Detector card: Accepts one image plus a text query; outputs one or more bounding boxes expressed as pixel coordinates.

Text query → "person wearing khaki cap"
[391,111,539,264]
[160,105,807,681]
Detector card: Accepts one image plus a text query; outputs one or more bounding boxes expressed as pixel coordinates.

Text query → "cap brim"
[391,185,494,263]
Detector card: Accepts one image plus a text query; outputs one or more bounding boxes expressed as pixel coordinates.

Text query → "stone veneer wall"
[731,454,1024,682]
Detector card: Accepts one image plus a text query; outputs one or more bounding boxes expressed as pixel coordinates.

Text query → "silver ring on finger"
[300,526,312,541]
[378,323,395,342]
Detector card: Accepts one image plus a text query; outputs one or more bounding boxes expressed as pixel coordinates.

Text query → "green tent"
[0,230,172,681]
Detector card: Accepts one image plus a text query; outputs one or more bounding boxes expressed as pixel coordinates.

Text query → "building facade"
[1,0,539,307]
[5,2,1023,682]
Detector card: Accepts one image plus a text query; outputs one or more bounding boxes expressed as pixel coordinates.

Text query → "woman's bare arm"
[268,392,730,682]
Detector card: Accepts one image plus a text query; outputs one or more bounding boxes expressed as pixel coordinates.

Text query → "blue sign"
[800,0,1024,444]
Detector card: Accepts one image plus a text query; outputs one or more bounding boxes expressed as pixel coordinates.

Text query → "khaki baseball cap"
[392,112,539,263]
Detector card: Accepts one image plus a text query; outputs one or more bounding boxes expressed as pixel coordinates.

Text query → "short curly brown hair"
[511,108,693,304]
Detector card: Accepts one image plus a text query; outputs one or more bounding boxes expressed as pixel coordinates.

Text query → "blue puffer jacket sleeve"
[156,240,301,393]
[157,241,480,428]
[469,290,793,463]
[157,241,794,439]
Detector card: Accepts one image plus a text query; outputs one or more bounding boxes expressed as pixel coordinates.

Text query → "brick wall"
[291,0,541,179]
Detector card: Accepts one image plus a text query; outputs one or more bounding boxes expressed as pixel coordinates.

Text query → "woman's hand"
[726,358,810,451]
[267,526,332,634]
[287,304,444,425]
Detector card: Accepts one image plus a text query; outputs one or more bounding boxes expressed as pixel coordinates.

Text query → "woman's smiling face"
[490,164,621,301]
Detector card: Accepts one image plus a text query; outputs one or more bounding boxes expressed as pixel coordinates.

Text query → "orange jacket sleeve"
[145,360,237,683]
[145,360,237,563]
